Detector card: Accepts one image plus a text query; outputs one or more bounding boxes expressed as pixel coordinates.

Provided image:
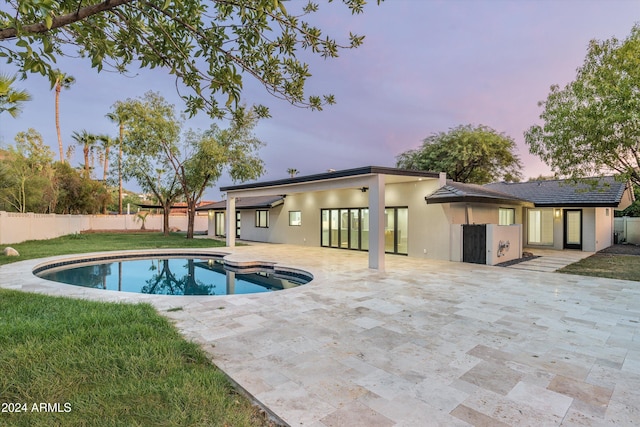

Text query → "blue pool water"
[36,256,311,296]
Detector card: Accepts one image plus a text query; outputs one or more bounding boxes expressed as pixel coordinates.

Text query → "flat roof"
[196,195,285,211]
[220,166,440,192]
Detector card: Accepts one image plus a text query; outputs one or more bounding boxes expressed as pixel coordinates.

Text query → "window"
[289,211,302,226]
[499,208,515,225]
[255,210,269,228]
[320,207,407,255]
[215,211,240,237]
[214,212,225,236]
[528,209,553,245]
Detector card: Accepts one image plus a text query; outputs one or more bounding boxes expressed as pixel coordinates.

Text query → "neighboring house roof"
[220,166,440,192]
[425,181,532,206]
[136,201,215,212]
[485,176,630,207]
[196,195,285,211]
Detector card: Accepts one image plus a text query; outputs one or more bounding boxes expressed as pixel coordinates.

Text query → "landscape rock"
[3,247,19,256]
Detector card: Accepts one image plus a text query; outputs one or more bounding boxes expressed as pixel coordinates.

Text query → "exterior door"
[564,209,582,250]
[463,224,486,264]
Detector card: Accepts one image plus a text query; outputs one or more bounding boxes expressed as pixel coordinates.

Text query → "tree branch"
[0,0,133,40]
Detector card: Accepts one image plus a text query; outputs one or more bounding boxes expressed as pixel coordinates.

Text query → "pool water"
[36,257,311,296]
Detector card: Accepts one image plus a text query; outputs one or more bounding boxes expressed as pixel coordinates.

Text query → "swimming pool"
[34,253,313,296]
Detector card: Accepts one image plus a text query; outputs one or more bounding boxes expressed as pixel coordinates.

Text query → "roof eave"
[425,196,533,207]
[220,166,440,192]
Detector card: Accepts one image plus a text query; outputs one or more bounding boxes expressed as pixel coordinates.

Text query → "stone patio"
[1,244,639,426]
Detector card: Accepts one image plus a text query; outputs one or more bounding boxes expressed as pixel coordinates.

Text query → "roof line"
[220,166,440,191]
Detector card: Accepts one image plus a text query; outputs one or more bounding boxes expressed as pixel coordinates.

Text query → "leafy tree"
[396,124,523,184]
[118,92,184,235]
[53,71,75,163]
[52,162,109,214]
[119,92,264,238]
[0,73,31,118]
[176,111,265,238]
[0,1,377,119]
[525,25,640,187]
[0,129,54,212]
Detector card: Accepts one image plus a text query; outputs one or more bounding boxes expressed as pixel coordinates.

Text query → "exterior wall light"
[554,209,561,218]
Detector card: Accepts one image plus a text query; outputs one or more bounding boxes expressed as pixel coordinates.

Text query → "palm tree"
[54,71,75,163]
[98,135,113,182]
[96,135,113,214]
[0,73,31,118]
[71,130,99,178]
[287,168,299,178]
[106,108,129,214]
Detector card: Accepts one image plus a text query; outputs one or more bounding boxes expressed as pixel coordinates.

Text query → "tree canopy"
[118,92,264,238]
[525,25,640,188]
[396,124,523,184]
[0,0,377,118]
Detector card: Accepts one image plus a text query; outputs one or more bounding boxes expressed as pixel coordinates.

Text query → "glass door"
[349,209,360,250]
[564,209,582,250]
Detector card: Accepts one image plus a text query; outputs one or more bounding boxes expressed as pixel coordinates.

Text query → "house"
[198,167,634,270]
[485,177,634,252]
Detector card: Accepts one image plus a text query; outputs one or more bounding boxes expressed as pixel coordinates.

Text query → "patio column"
[225,196,236,247]
[368,174,385,270]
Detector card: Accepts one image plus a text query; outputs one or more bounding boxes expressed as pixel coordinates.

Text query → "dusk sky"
[1,0,639,201]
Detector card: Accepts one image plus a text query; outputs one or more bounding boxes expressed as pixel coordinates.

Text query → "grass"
[0,232,227,266]
[0,290,272,426]
[0,233,274,426]
[559,253,640,281]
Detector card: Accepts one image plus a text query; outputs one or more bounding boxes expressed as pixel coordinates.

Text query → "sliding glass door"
[320,207,407,255]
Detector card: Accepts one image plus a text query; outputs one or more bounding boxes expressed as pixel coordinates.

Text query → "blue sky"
[1,0,638,201]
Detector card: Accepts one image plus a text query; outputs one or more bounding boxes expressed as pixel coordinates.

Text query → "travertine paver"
[1,244,639,426]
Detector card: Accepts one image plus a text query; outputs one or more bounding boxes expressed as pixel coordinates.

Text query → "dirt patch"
[80,229,161,234]
[598,244,640,256]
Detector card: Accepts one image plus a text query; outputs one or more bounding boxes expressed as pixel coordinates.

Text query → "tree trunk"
[186,200,196,239]
[83,146,90,177]
[55,82,64,163]
[162,201,171,236]
[118,124,123,214]
[103,145,110,182]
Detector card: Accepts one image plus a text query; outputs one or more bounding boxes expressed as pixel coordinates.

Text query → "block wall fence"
[614,217,640,245]
[0,212,208,245]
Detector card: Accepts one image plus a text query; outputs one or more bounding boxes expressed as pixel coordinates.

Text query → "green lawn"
[558,253,640,282]
[0,232,227,266]
[0,233,274,426]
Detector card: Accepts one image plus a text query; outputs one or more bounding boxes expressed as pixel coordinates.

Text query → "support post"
[368,174,385,270]
[226,196,236,247]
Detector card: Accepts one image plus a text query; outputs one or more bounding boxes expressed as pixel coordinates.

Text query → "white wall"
[523,207,611,252]
[0,212,208,244]
[594,207,613,252]
[581,208,596,252]
[212,179,456,260]
[215,181,535,263]
[486,224,522,265]
[614,217,640,244]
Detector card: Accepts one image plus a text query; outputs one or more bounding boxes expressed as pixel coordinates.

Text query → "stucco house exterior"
[486,177,634,253]
[198,167,634,270]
